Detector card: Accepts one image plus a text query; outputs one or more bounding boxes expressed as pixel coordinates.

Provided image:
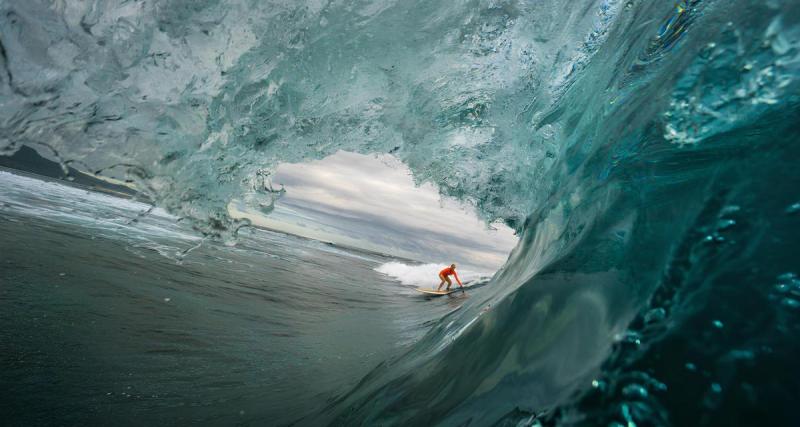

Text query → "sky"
[229,151,517,271]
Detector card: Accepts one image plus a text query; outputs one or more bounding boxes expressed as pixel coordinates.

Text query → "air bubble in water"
[622,384,649,399]
[786,202,800,214]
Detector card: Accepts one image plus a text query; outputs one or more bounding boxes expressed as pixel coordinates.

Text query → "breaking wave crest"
[375,262,488,288]
[2,0,800,425]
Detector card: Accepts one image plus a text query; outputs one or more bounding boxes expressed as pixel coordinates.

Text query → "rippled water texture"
[0,171,474,425]
[1,0,800,425]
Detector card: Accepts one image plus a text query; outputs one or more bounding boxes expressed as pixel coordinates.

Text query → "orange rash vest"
[439,267,462,285]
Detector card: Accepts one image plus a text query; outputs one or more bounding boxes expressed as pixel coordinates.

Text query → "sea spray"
[375,262,488,288]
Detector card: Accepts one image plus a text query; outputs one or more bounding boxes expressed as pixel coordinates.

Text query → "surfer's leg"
[444,276,452,291]
[437,274,446,291]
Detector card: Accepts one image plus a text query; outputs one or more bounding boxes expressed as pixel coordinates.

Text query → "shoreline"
[0,165,144,201]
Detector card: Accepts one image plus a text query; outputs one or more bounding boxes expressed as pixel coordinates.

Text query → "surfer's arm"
[455,272,462,286]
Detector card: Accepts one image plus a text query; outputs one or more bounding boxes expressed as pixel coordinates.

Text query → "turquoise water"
[2,0,800,425]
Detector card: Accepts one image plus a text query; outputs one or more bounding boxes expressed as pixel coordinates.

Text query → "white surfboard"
[414,287,461,296]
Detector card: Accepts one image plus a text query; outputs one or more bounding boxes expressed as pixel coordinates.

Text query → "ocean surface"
[0,170,489,425]
[2,0,800,425]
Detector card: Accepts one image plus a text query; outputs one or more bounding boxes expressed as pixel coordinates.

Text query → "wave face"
[2,0,800,425]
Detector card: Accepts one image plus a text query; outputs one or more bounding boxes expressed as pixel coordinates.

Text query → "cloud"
[232,151,517,271]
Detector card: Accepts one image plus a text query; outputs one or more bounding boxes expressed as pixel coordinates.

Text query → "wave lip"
[3,0,800,425]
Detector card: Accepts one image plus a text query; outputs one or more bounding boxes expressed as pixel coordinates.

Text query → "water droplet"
[720,205,741,215]
[164,298,171,302]
[618,331,642,345]
[685,362,697,371]
[620,403,633,421]
[711,383,722,393]
[786,202,800,214]
[622,384,649,399]
[781,298,800,309]
[716,219,736,230]
[712,320,724,329]
[644,307,666,324]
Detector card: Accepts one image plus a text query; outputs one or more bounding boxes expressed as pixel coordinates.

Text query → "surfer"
[437,264,463,291]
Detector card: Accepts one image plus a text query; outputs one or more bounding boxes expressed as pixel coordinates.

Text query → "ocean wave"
[2,0,799,425]
[375,262,488,288]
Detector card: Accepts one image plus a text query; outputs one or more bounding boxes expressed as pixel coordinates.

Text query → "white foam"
[375,261,487,288]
